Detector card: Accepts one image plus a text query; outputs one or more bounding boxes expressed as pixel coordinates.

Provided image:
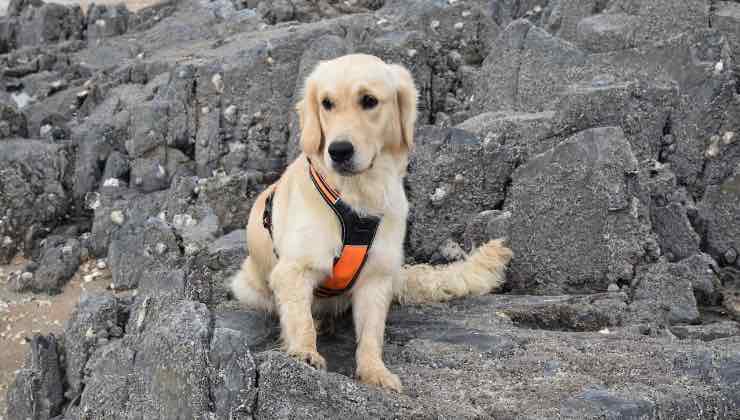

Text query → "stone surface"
[3,0,740,417]
[504,126,653,294]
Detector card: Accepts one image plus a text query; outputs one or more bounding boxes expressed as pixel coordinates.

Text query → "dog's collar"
[262,158,381,298]
[306,157,381,297]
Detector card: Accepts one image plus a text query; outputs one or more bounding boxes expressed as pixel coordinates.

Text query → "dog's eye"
[360,95,378,110]
[321,98,334,111]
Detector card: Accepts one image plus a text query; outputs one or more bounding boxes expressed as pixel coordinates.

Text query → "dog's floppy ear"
[388,63,418,151]
[296,75,323,155]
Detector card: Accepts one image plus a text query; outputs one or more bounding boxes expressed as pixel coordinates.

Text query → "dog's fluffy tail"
[394,239,513,304]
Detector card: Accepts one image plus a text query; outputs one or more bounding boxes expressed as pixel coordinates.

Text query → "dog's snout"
[328,141,354,164]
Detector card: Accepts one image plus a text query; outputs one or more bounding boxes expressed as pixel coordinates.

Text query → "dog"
[231,54,513,392]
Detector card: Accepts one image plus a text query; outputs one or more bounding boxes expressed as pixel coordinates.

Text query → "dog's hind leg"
[231,256,275,312]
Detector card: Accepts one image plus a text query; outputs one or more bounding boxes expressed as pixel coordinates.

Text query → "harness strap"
[262,157,381,298]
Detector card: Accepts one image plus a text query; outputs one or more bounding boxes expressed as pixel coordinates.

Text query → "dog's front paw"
[357,365,403,392]
[288,349,327,370]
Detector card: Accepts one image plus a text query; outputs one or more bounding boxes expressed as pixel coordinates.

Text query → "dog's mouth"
[331,156,375,177]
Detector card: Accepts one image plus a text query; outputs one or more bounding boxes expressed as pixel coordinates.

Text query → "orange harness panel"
[262,157,381,298]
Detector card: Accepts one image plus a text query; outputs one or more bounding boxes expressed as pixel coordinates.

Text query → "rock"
[604,0,708,45]
[86,3,130,44]
[5,334,65,420]
[671,321,740,341]
[108,217,181,290]
[552,80,678,162]
[576,13,638,52]
[0,102,28,138]
[505,127,652,293]
[677,253,722,307]
[713,2,740,72]
[209,327,258,419]
[473,19,588,113]
[14,2,84,48]
[63,293,123,397]
[405,126,517,262]
[28,236,81,294]
[257,0,294,24]
[630,260,700,325]
[698,171,740,266]
[0,139,71,263]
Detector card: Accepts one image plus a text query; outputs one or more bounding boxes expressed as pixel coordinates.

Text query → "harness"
[262,157,381,298]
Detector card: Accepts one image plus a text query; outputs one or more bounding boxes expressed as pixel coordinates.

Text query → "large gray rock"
[473,19,589,113]
[5,334,65,420]
[63,293,125,398]
[698,170,740,266]
[0,139,70,264]
[629,260,701,325]
[14,235,82,294]
[405,126,517,262]
[504,127,654,294]
[713,2,740,71]
[108,217,182,290]
[14,2,84,48]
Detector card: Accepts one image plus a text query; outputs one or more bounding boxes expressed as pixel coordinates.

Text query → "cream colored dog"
[231,54,512,392]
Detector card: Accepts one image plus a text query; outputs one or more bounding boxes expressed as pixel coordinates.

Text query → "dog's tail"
[394,239,513,304]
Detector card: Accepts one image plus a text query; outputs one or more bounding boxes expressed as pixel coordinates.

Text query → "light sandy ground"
[0,258,114,417]
[1,0,163,15]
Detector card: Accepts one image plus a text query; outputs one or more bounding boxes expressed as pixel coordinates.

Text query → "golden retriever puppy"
[231,54,512,392]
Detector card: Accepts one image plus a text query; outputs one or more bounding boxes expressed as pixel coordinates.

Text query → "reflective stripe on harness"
[262,157,381,298]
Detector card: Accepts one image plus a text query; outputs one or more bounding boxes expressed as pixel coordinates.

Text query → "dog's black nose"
[328,141,354,163]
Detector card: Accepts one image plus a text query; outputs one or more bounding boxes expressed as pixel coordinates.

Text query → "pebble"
[430,20,440,30]
[454,22,464,30]
[725,248,737,265]
[110,210,125,225]
[211,73,224,93]
[714,61,724,74]
[723,131,736,145]
[224,105,238,124]
[21,272,33,281]
[607,283,620,292]
[155,243,168,255]
[97,260,107,270]
[430,187,447,203]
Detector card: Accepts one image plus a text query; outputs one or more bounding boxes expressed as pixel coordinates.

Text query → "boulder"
[13,235,82,294]
[405,126,517,262]
[0,139,71,263]
[629,260,701,325]
[698,171,740,266]
[504,127,654,294]
[5,334,65,420]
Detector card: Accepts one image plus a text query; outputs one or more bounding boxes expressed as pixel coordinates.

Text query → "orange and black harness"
[262,157,381,298]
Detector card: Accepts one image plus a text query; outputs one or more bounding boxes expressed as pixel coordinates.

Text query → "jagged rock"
[63,293,124,397]
[473,19,588,113]
[629,260,700,325]
[14,235,82,294]
[576,13,638,52]
[86,3,130,44]
[14,2,84,48]
[89,189,168,257]
[209,327,258,419]
[677,253,723,307]
[108,217,181,290]
[671,321,740,342]
[552,80,678,163]
[714,2,740,71]
[0,139,70,264]
[405,126,517,263]
[505,127,653,293]
[698,171,740,266]
[0,102,28,138]
[605,0,708,45]
[5,334,65,420]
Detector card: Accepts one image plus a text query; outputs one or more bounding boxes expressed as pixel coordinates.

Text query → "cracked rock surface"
[2,0,740,418]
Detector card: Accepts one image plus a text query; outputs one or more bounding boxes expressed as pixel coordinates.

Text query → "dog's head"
[296,54,418,176]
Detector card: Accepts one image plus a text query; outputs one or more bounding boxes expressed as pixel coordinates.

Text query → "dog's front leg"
[270,261,326,370]
[352,276,402,392]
